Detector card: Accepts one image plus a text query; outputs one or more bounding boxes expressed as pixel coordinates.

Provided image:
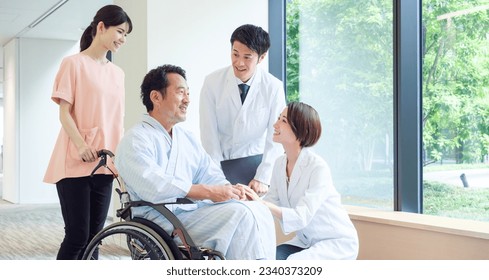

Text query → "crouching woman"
[245,101,359,260]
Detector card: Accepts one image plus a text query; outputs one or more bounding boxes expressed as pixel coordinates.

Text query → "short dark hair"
[287,102,322,147]
[140,64,187,112]
[80,5,133,51]
[230,24,270,57]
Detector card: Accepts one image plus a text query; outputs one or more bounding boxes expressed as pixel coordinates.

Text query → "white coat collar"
[287,147,311,194]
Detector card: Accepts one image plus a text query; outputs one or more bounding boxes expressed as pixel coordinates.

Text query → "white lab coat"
[265,148,359,260]
[199,66,286,185]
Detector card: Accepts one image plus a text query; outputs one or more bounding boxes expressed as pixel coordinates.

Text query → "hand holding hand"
[210,184,247,202]
[243,185,260,201]
[248,179,268,196]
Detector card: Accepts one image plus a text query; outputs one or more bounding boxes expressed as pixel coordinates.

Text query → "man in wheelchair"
[114,64,276,260]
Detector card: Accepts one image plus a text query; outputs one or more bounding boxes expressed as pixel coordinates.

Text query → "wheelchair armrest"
[175,198,194,204]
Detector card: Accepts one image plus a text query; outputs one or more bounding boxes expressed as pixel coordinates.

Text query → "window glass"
[422,1,489,221]
[286,0,394,210]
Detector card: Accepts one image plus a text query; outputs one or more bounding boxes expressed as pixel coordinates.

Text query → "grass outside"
[423,181,489,222]
[334,168,489,222]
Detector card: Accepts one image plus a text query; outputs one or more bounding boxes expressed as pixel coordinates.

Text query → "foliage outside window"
[423,1,489,165]
[422,0,489,221]
[285,0,394,210]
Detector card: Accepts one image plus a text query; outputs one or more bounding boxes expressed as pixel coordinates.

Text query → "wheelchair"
[81,149,225,260]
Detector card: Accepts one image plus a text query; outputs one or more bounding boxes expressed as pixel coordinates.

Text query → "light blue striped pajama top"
[114,114,276,259]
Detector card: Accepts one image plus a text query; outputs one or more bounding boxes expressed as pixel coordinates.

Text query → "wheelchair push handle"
[97,149,115,158]
[90,149,116,177]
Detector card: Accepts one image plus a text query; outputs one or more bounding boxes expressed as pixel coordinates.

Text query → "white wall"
[116,0,268,136]
[2,0,269,204]
[3,38,77,203]
[3,39,19,202]
[112,0,148,131]
[0,46,4,173]
[0,46,4,98]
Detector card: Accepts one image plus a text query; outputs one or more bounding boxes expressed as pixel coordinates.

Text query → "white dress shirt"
[199,66,286,185]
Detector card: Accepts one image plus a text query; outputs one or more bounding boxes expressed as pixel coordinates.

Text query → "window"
[284,0,394,210]
[276,0,489,221]
[422,1,489,221]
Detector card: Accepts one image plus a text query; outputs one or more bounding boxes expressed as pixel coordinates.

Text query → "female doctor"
[245,102,359,260]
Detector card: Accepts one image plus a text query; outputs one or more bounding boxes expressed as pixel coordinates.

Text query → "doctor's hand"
[248,179,268,196]
[244,186,260,201]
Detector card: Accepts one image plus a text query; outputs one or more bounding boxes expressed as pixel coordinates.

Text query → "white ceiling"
[0,0,112,47]
[0,0,112,86]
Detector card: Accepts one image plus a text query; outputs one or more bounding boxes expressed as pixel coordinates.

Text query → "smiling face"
[150,73,190,131]
[100,22,129,53]
[231,41,266,83]
[273,107,298,146]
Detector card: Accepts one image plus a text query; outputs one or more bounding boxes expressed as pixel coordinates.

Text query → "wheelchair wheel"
[82,221,175,260]
[131,217,183,259]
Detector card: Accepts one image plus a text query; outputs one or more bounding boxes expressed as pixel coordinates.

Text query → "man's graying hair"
[140,64,186,112]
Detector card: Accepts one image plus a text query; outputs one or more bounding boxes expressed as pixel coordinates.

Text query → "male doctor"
[199,24,286,196]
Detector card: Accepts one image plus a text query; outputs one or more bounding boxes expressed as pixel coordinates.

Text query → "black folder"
[220,154,263,185]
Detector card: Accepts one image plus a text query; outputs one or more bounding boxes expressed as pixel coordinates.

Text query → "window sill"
[346,205,489,240]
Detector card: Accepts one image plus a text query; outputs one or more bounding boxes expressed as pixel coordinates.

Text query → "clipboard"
[220,154,263,185]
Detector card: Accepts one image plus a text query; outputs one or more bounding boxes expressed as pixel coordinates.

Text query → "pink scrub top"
[44,53,125,184]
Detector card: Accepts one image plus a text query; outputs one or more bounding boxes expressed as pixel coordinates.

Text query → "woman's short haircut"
[287,101,322,147]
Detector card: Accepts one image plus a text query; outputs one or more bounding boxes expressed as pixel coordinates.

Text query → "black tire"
[82,221,175,260]
[131,217,183,260]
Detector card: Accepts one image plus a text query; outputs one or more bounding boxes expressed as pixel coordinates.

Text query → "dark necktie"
[238,83,250,104]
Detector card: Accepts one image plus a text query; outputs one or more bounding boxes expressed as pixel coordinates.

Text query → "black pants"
[55,175,113,260]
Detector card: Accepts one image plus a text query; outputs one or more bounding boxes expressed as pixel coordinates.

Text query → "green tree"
[286,0,393,172]
[423,0,489,164]
[286,1,300,103]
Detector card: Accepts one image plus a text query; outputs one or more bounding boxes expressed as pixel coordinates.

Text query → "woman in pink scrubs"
[43,5,132,260]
